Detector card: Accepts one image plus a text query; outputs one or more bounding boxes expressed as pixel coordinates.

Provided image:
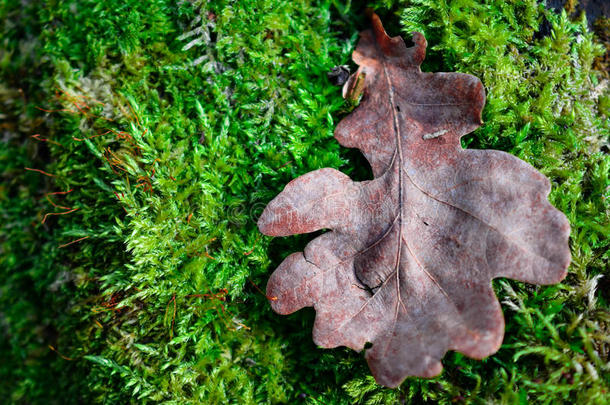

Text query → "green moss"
[1,0,608,403]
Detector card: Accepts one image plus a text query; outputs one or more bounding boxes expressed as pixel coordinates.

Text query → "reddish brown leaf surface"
[258,14,571,388]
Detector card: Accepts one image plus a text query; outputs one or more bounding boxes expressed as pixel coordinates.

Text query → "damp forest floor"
[1,0,609,404]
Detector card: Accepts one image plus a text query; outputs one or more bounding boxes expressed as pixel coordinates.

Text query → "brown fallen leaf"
[258,14,571,388]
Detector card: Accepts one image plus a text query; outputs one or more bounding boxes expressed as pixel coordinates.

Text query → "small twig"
[73,130,111,142]
[45,195,71,210]
[248,278,277,301]
[42,208,78,224]
[31,134,62,146]
[25,167,55,177]
[45,189,73,196]
[165,293,177,335]
[243,235,261,256]
[35,106,74,114]
[58,236,89,249]
[48,344,73,361]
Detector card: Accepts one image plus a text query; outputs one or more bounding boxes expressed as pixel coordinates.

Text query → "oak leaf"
[258,14,571,387]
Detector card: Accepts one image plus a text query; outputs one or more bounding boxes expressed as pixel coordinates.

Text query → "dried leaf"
[258,14,571,388]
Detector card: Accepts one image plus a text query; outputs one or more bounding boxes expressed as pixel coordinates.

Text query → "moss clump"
[1,0,608,403]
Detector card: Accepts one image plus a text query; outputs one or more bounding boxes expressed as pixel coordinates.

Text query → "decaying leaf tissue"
[258,14,571,388]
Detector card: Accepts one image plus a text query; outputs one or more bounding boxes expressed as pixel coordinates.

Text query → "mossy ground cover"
[0,0,608,403]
